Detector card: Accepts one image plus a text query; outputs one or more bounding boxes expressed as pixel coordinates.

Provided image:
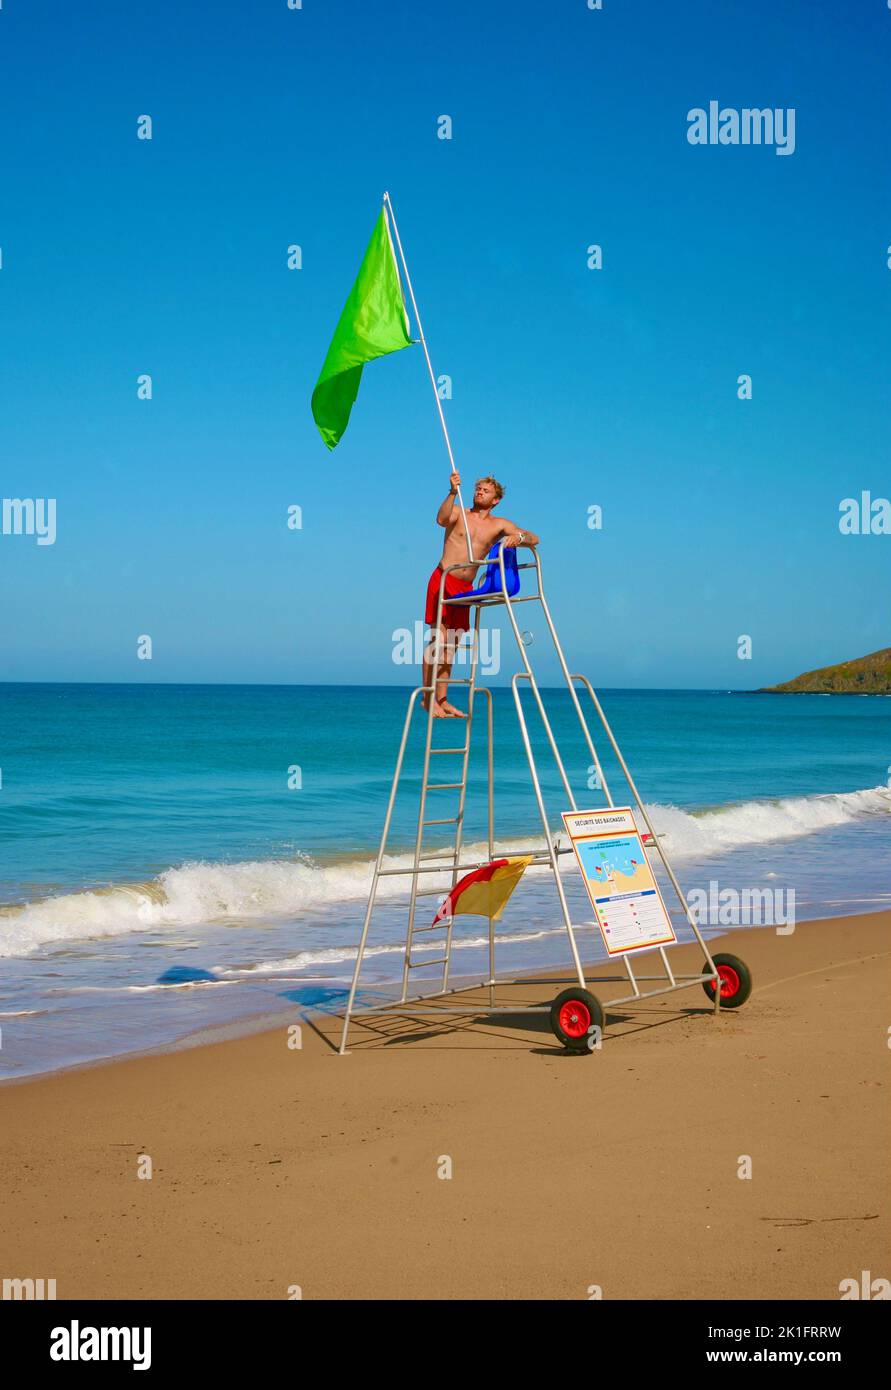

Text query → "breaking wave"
[1,784,888,959]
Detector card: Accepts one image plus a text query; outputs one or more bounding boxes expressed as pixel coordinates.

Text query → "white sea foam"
[650,784,891,858]
[1,785,888,958]
[217,927,559,978]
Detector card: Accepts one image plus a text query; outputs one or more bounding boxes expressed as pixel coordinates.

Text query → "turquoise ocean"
[1,683,889,1078]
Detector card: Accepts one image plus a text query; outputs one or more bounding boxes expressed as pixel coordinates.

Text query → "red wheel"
[550,987,604,1052]
[701,953,752,1009]
[558,998,591,1038]
[715,963,740,997]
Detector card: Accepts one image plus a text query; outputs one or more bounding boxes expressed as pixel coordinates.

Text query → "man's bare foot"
[423,697,449,718]
[439,700,467,718]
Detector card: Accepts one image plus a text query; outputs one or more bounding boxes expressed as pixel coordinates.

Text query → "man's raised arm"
[436,470,461,526]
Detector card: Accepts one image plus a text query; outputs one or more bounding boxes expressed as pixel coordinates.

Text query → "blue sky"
[1,0,888,688]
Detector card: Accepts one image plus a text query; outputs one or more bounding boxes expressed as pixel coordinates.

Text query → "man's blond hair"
[476,474,505,502]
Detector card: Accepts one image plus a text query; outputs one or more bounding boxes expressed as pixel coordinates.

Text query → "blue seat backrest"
[464,543,521,600]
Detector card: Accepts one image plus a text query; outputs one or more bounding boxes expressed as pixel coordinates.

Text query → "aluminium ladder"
[337,543,746,1054]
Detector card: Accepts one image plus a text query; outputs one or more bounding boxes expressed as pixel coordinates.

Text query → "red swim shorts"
[425,565,473,632]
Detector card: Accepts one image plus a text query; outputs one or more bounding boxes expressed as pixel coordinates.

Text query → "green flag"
[311,207,414,449]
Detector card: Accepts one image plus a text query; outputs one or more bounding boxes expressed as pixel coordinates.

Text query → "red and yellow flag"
[432,856,532,926]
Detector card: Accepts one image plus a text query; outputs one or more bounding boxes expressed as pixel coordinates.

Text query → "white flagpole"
[383,190,474,564]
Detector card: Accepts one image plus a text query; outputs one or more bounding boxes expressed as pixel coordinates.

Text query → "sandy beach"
[1,911,888,1301]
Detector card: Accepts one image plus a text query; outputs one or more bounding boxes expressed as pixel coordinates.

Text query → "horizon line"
[1,678,767,693]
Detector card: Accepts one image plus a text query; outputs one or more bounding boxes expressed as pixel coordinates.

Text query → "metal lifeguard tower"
[337,541,751,1054]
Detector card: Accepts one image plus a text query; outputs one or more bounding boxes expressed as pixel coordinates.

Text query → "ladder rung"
[407,957,449,968]
[378,858,491,876]
[427,782,463,790]
[422,816,461,826]
[430,747,469,755]
[411,919,450,929]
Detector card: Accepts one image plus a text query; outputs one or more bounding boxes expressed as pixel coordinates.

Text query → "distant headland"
[758,647,891,695]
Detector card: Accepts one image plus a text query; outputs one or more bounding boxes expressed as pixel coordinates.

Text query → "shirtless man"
[422,471,540,717]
